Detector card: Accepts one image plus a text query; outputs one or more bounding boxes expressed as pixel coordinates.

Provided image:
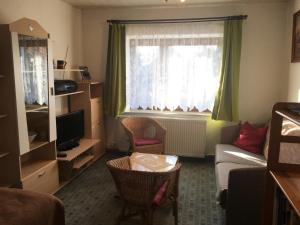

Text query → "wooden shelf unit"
[70,82,105,158]
[0,19,106,194]
[0,18,59,193]
[25,105,48,113]
[30,140,49,151]
[73,155,94,170]
[0,20,23,188]
[56,82,105,184]
[57,139,99,181]
[57,138,100,161]
[263,102,300,225]
[78,81,101,85]
[58,81,105,185]
[270,171,300,217]
[55,91,84,97]
[54,69,84,72]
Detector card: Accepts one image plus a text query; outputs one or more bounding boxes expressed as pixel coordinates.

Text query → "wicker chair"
[107,156,181,225]
[121,117,166,154]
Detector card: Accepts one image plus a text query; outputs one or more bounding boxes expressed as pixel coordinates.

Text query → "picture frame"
[292,10,300,62]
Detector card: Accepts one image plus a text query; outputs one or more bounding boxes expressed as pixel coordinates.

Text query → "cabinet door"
[11,32,29,155]
[47,40,56,142]
[16,34,51,154]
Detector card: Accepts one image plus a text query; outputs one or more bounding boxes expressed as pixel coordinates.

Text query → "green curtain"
[212,20,243,122]
[104,24,126,117]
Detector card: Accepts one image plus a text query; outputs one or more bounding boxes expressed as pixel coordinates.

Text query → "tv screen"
[56,110,84,151]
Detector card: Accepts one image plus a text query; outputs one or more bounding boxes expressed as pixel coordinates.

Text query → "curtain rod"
[107,15,248,24]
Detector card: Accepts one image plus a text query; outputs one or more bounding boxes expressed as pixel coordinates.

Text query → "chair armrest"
[220,124,240,144]
[226,167,266,225]
[121,121,136,146]
[152,119,166,142]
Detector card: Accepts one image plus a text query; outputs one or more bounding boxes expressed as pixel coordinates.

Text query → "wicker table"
[129,152,178,172]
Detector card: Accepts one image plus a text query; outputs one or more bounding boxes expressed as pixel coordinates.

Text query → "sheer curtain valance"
[125,22,224,113]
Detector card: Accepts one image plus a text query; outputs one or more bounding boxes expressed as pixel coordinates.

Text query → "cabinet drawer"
[91,98,103,123]
[22,161,59,194]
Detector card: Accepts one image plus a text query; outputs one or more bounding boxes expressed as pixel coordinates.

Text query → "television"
[56,110,84,151]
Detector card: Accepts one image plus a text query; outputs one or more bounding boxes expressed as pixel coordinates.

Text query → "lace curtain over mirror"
[19,35,48,106]
[126,22,224,113]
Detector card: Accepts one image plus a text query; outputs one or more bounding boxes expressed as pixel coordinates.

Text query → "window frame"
[125,33,223,115]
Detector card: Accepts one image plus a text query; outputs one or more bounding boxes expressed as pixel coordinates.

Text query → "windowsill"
[119,110,211,120]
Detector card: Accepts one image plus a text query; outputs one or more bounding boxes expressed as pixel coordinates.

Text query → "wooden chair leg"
[173,200,178,225]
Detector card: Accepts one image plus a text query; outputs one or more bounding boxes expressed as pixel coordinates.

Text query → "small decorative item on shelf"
[57,60,67,69]
[79,66,91,80]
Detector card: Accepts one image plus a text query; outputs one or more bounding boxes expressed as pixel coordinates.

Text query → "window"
[126,22,223,113]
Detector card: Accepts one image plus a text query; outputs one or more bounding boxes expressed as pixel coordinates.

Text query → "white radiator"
[155,117,207,158]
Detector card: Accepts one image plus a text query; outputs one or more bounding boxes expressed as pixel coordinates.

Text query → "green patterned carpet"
[56,153,225,225]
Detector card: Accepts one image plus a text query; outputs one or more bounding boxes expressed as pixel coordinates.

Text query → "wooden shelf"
[21,159,54,179]
[77,81,101,85]
[22,71,47,73]
[57,138,100,161]
[0,183,12,188]
[30,140,49,151]
[55,91,84,97]
[0,114,8,119]
[26,105,48,113]
[0,152,9,159]
[276,109,300,126]
[73,155,94,170]
[54,153,104,193]
[270,170,300,217]
[54,69,84,72]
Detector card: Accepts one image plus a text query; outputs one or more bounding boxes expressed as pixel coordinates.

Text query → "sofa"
[215,124,267,225]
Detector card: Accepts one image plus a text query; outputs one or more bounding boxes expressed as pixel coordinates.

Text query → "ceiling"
[62,0,287,8]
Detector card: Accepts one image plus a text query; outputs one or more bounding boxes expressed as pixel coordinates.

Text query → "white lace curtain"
[19,35,48,106]
[126,22,224,112]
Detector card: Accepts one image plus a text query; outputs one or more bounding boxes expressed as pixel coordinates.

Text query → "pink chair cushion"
[134,138,162,146]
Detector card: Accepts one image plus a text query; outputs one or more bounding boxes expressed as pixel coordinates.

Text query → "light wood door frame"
[11,32,29,155]
[48,40,56,142]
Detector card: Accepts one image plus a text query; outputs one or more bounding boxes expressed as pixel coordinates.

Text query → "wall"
[81,3,287,155]
[286,0,300,102]
[82,3,287,123]
[0,0,83,114]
